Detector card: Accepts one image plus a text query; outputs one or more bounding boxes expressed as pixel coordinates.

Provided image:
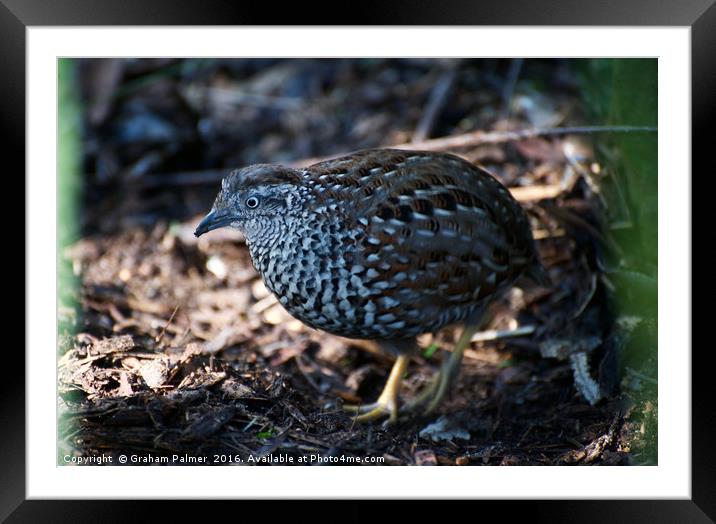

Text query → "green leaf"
[422,343,439,359]
[257,428,277,440]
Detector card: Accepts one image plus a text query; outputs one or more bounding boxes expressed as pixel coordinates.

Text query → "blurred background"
[58,58,657,466]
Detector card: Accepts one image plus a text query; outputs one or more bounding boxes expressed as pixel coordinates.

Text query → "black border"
[6,1,708,522]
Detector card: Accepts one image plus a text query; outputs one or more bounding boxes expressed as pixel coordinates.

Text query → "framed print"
[5,0,707,521]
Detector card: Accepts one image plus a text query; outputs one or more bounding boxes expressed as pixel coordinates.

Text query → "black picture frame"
[5,1,706,521]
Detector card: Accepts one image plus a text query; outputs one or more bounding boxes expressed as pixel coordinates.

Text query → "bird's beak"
[194,210,235,237]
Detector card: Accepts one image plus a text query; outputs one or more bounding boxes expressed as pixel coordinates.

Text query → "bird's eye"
[245,196,260,209]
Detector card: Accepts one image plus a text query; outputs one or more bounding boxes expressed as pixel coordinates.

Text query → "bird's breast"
[252,213,375,337]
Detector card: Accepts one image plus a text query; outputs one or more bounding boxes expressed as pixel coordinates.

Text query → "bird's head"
[194,164,305,239]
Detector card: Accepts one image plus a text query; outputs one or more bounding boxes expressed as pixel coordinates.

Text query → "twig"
[155,303,181,345]
[395,125,657,153]
[532,227,566,240]
[500,58,524,120]
[433,325,539,361]
[509,184,563,202]
[251,293,278,315]
[242,415,261,432]
[135,125,657,189]
[470,325,536,343]
[198,87,305,111]
[572,273,598,320]
[412,65,459,143]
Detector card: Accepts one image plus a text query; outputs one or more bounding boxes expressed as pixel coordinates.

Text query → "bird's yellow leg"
[344,355,409,424]
[405,323,481,415]
[424,323,480,413]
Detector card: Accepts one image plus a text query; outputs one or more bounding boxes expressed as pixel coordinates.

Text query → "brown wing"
[316,150,535,308]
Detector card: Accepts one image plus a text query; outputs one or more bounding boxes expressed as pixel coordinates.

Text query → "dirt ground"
[58,58,657,466]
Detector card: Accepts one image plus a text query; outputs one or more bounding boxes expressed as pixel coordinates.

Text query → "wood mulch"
[58,58,656,466]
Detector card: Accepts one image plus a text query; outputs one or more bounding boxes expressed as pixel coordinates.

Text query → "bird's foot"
[343,355,408,425]
[405,322,481,415]
[344,396,399,425]
[403,363,456,415]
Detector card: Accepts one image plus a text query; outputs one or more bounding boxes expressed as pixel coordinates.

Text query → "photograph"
[56,57,658,467]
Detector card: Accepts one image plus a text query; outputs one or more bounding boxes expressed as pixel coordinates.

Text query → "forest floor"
[58,58,657,466]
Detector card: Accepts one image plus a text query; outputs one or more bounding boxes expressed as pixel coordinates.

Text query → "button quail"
[195,149,544,423]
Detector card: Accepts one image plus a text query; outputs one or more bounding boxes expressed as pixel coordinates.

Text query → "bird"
[195,148,545,424]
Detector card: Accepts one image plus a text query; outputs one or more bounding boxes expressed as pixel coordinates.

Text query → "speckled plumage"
[198,149,540,342]
[195,148,545,422]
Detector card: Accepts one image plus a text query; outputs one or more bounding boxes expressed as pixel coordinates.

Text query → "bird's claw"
[344,399,399,425]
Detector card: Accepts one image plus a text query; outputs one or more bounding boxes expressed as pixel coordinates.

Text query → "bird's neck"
[244,217,286,269]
